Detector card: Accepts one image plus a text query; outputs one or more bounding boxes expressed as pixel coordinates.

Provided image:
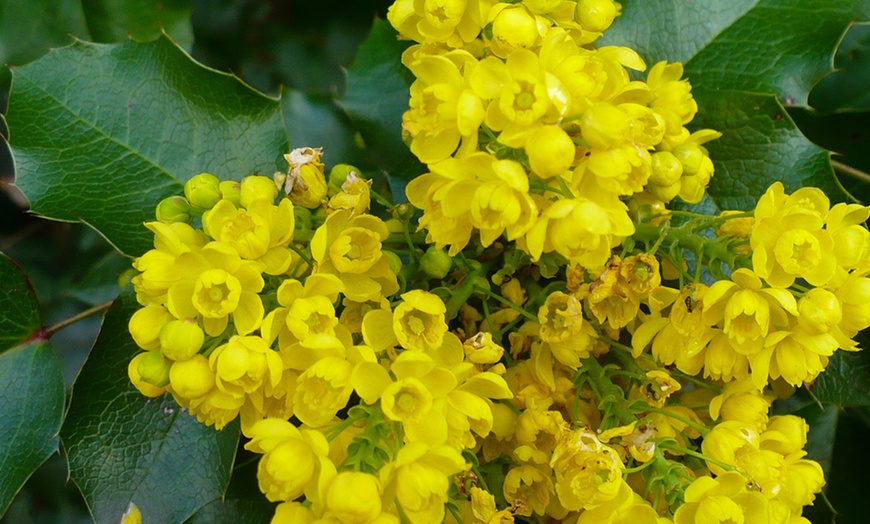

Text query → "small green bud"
[137,350,172,387]
[649,151,683,187]
[155,196,192,223]
[384,218,404,234]
[220,180,241,207]
[329,163,362,189]
[392,203,415,221]
[672,143,704,176]
[159,319,205,361]
[294,205,313,230]
[184,173,222,210]
[240,175,279,208]
[420,246,453,279]
[382,251,403,276]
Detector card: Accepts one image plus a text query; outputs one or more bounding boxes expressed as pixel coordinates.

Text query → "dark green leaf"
[282,89,370,169]
[603,0,860,209]
[605,0,860,107]
[61,289,239,524]
[0,252,41,349]
[690,91,844,212]
[810,24,870,112]
[0,340,65,518]
[340,20,425,182]
[186,449,275,524]
[812,342,870,407]
[7,36,288,256]
[81,0,193,48]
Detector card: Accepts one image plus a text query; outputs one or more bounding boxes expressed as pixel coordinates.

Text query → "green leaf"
[605,0,860,107]
[7,35,288,256]
[812,339,870,407]
[282,89,370,169]
[0,341,65,518]
[809,23,870,112]
[602,0,861,210]
[61,288,239,523]
[0,253,64,518]
[80,0,193,48]
[340,19,425,182]
[186,449,275,524]
[0,252,41,349]
[689,91,842,211]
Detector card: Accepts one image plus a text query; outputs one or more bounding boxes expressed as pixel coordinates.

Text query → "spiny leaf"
[61,288,239,524]
[7,35,288,256]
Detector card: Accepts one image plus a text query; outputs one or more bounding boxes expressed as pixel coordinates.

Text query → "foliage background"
[0,0,869,523]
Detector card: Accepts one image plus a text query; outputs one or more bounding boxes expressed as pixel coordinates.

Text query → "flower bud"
[491,5,539,53]
[798,288,842,334]
[672,142,704,176]
[294,205,313,231]
[576,0,618,33]
[649,151,683,187]
[184,173,222,210]
[627,192,667,223]
[384,218,404,234]
[420,246,452,279]
[169,355,215,399]
[526,125,575,178]
[324,472,382,522]
[219,180,241,207]
[128,353,166,397]
[464,332,504,364]
[647,181,681,202]
[159,318,205,361]
[137,349,172,387]
[129,305,175,350]
[240,175,279,208]
[383,250,404,276]
[155,196,191,223]
[580,104,630,150]
[329,163,362,190]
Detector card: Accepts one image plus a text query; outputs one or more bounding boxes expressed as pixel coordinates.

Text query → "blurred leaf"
[0,252,41,349]
[812,335,870,407]
[602,0,860,210]
[0,0,90,96]
[61,289,239,523]
[6,35,288,257]
[340,20,425,182]
[67,250,129,306]
[810,24,870,112]
[0,253,64,519]
[0,340,65,519]
[282,89,370,169]
[690,91,844,212]
[80,0,193,48]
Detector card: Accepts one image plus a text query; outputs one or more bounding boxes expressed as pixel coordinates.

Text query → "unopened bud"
[576,0,618,33]
[128,353,166,397]
[581,104,631,150]
[169,355,215,399]
[137,349,172,387]
[219,180,241,207]
[672,143,704,176]
[240,175,279,208]
[420,246,452,279]
[526,125,575,178]
[649,151,683,187]
[184,173,222,210]
[491,5,539,53]
[329,163,362,189]
[155,196,191,223]
[159,319,205,361]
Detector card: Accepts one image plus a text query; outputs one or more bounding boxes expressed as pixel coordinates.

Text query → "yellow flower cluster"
[633,182,870,390]
[123,2,870,523]
[392,0,719,268]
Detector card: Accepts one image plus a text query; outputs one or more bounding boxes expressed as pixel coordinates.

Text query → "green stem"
[476,286,538,323]
[657,442,735,472]
[43,300,113,337]
[288,242,313,267]
[644,406,710,436]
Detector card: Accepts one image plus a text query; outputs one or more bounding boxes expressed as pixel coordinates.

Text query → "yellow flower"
[525,125,576,179]
[393,290,449,352]
[293,357,354,427]
[210,335,283,396]
[311,210,399,302]
[575,481,660,524]
[587,261,640,330]
[674,472,770,524]
[131,221,208,304]
[327,171,373,217]
[550,428,625,511]
[537,291,594,368]
[470,486,514,523]
[322,471,386,523]
[279,147,328,209]
[166,242,265,336]
[489,4,540,57]
[260,273,344,349]
[128,304,174,350]
[380,442,468,524]
[388,0,486,47]
[503,465,554,516]
[169,354,215,400]
[524,195,634,268]
[245,418,335,503]
[203,196,295,275]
